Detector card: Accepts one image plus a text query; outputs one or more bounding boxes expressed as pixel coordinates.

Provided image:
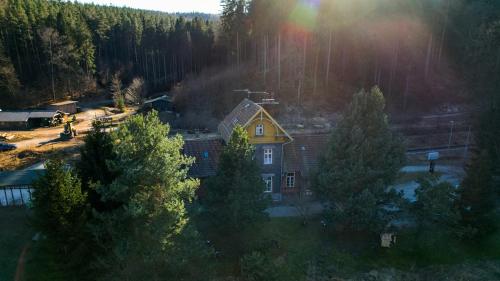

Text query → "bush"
[240,251,278,281]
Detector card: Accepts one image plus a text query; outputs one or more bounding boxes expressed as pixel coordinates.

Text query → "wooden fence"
[0,186,33,206]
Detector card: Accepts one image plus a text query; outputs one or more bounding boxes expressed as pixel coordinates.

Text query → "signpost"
[427,151,440,173]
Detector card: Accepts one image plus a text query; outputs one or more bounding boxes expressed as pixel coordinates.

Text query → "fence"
[0,186,33,206]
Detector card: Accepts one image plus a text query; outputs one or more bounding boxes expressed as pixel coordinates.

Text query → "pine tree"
[205,125,269,231]
[0,40,20,107]
[32,160,88,252]
[91,111,211,280]
[77,121,118,212]
[314,86,406,232]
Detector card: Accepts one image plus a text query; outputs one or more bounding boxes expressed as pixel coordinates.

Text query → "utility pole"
[278,33,281,91]
[448,120,455,148]
[463,125,471,160]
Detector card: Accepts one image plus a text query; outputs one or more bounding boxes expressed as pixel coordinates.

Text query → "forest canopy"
[1,0,499,113]
[0,0,217,108]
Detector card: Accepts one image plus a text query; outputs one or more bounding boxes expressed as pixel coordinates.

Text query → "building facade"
[184,98,330,201]
[217,99,295,201]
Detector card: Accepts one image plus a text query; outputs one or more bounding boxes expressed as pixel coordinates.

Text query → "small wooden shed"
[48,101,78,114]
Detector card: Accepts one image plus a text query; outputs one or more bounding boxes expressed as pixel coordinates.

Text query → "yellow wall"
[246,117,288,144]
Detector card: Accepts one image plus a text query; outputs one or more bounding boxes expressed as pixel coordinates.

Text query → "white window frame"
[255,124,264,136]
[286,172,295,188]
[263,148,273,165]
[263,174,273,193]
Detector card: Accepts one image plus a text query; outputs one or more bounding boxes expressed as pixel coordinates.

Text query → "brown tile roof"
[218,98,262,143]
[183,138,223,178]
[284,134,330,176]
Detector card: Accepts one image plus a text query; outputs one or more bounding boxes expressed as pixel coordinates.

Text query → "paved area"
[266,202,325,217]
[267,164,466,217]
[393,164,465,202]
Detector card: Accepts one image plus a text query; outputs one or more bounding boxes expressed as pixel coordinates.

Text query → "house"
[0,110,64,130]
[48,101,78,114]
[183,98,331,201]
[218,98,294,201]
[282,134,329,197]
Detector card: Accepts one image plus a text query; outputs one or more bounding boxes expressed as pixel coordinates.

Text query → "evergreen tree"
[314,86,406,232]
[77,121,118,212]
[458,106,500,237]
[415,177,461,233]
[0,41,20,108]
[240,251,279,281]
[205,125,269,231]
[91,111,210,280]
[413,177,464,250]
[32,160,88,252]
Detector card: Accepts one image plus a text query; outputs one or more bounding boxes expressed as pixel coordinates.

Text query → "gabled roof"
[0,112,30,122]
[0,111,60,122]
[184,138,223,178]
[218,98,261,143]
[284,134,330,176]
[0,170,45,187]
[28,111,61,119]
[217,98,292,143]
[144,95,172,104]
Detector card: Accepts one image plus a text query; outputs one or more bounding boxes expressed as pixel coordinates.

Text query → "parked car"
[0,142,17,152]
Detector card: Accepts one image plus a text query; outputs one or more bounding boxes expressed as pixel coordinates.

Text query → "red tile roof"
[283,134,330,176]
[183,138,223,178]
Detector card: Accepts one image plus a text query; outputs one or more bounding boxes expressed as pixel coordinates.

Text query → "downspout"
[281,137,294,197]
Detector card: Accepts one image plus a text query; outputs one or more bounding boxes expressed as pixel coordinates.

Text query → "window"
[264,148,272,165]
[255,124,264,136]
[263,175,273,193]
[286,172,295,188]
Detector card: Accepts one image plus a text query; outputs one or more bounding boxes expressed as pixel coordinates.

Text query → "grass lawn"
[3,206,500,280]
[200,213,500,280]
[0,207,73,281]
[0,207,33,281]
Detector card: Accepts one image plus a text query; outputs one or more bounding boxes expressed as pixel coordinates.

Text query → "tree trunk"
[325,31,333,87]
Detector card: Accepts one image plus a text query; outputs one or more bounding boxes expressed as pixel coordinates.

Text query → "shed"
[48,101,78,114]
[143,95,173,112]
[0,169,45,206]
[0,112,30,129]
[0,111,63,130]
[28,111,64,127]
[0,170,45,188]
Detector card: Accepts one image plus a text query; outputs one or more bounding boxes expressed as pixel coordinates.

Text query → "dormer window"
[256,124,264,136]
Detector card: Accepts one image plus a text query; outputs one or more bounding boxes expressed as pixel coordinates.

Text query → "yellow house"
[218,98,293,200]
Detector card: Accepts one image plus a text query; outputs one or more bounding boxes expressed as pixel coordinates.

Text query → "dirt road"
[6,108,106,149]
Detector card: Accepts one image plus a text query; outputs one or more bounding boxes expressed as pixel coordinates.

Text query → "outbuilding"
[0,112,30,130]
[48,100,78,114]
[0,110,64,130]
[143,95,173,112]
[0,169,45,206]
